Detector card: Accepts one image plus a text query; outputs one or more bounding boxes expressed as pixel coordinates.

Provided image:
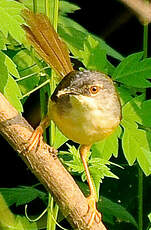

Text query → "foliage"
[0,0,26,44]
[98,196,138,227]
[0,186,47,207]
[59,144,119,199]
[0,0,151,229]
[0,185,136,229]
[0,193,38,230]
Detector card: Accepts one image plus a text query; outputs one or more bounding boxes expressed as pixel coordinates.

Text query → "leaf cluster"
[0,185,137,229]
[59,144,118,199]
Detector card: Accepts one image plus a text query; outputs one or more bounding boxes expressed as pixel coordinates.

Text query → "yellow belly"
[49,96,120,145]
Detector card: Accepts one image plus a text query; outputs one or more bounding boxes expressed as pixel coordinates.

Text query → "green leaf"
[121,96,151,175]
[148,215,151,230]
[54,127,68,149]
[79,35,109,74]
[92,126,121,160]
[5,55,20,78]
[122,123,151,167]
[59,1,80,15]
[121,123,137,165]
[98,196,138,227]
[0,51,22,111]
[93,35,124,62]
[121,94,144,125]
[60,145,119,199]
[13,49,40,96]
[59,144,84,174]
[148,213,151,222]
[141,100,151,127]
[0,0,26,44]
[0,51,8,93]
[0,31,6,50]
[88,158,118,199]
[0,194,16,228]
[117,86,133,106]
[58,22,87,58]
[113,52,151,88]
[4,74,23,112]
[15,216,38,230]
[0,194,38,230]
[58,20,124,62]
[0,186,47,207]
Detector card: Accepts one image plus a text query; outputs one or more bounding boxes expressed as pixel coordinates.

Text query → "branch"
[0,92,107,230]
[119,0,151,24]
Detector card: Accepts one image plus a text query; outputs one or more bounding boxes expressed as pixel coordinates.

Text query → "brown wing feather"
[22,9,73,79]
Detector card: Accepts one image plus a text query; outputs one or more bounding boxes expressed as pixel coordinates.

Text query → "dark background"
[69,0,151,56]
[0,1,151,230]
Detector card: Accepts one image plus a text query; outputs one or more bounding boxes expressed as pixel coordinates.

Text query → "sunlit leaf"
[4,75,23,112]
[54,127,68,149]
[5,55,20,79]
[0,51,8,93]
[13,49,40,95]
[79,35,109,73]
[121,96,151,175]
[89,159,118,199]
[58,22,123,62]
[0,31,6,50]
[113,52,151,88]
[15,216,37,230]
[0,194,16,228]
[59,144,84,174]
[59,1,80,15]
[141,100,151,127]
[0,0,26,44]
[92,126,121,159]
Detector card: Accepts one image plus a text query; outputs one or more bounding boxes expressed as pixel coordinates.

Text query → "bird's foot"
[26,126,58,158]
[85,195,102,226]
[27,126,43,152]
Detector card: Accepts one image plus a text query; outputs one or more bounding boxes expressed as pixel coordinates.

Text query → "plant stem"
[138,166,143,230]
[22,79,50,99]
[52,203,59,230]
[47,194,53,230]
[33,0,37,13]
[49,0,59,147]
[45,0,59,229]
[50,0,59,31]
[138,3,148,229]
[45,0,50,18]
[143,23,148,58]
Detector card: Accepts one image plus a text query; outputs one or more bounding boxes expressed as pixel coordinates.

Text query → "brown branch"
[119,0,151,24]
[0,92,107,230]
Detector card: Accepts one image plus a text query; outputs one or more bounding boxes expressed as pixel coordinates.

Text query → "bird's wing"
[22,9,73,79]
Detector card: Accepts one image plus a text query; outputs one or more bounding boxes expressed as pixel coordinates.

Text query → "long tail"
[22,9,73,79]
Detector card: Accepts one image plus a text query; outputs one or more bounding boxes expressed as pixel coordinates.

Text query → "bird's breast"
[49,94,121,145]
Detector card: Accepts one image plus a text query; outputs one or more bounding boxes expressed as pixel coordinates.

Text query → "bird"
[22,9,121,226]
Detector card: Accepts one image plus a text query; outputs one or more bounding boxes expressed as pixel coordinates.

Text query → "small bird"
[22,9,121,226]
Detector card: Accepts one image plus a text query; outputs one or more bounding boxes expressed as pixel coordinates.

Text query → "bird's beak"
[57,88,80,98]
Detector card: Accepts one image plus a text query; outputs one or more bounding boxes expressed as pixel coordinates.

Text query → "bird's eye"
[89,85,100,95]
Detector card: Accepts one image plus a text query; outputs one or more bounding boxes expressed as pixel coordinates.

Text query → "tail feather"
[22,9,73,79]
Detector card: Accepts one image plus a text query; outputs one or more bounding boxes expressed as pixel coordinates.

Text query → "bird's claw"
[85,195,102,226]
[26,126,58,159]
[27,126,43,152]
